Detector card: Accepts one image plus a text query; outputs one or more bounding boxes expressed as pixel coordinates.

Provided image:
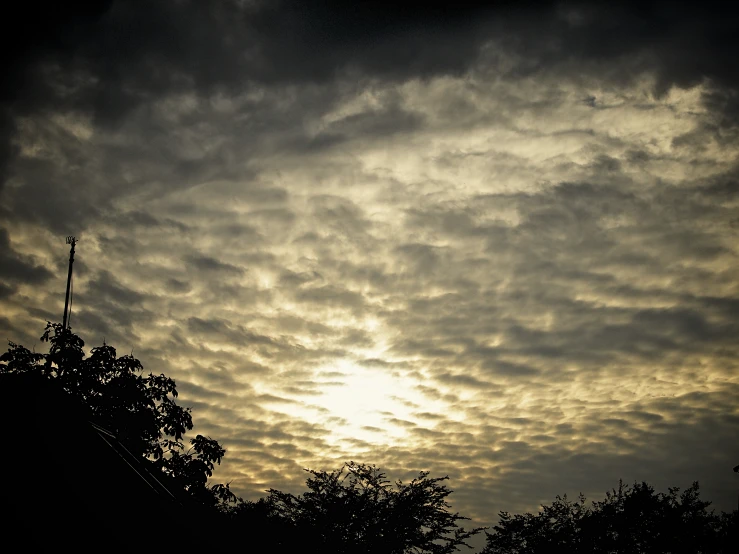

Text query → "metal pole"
[62,236,76,330]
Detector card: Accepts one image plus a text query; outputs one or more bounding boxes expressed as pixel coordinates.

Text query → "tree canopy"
[482,480,737,554]
[0,322,233,507]
[233,462,484,553]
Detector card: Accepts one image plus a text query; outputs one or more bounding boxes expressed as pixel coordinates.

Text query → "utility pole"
[62,236,77,330]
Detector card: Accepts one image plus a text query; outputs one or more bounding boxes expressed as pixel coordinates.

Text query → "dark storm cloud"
[1,0,493,190]
[4,0,739,193]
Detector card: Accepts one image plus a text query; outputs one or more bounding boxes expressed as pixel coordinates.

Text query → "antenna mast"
[62,236,77,330]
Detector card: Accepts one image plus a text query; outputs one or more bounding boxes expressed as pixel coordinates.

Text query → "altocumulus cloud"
[2,1,738,546]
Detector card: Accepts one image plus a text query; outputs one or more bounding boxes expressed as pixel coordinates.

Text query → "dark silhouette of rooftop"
[0,372,218,550]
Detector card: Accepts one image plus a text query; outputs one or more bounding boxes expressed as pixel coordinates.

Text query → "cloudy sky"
[2,0,738,544]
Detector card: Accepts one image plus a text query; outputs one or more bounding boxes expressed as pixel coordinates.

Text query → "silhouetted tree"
[0,322,234,508]
[483,480,737,554]
[233,462,483,553]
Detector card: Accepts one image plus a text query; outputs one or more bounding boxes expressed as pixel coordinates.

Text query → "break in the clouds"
[2,0,738,546]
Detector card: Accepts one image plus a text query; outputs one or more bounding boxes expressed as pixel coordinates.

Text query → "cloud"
[0,228,53,286]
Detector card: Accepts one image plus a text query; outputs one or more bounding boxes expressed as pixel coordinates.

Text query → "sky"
[2,0,738,545]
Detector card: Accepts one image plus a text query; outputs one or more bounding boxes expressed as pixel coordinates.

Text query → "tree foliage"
[0,322,231,507]
[234,461,483,553]
[483,480,738,554]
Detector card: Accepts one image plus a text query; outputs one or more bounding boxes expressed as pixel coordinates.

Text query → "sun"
[311,359,421,445]
[264,356,447,452]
